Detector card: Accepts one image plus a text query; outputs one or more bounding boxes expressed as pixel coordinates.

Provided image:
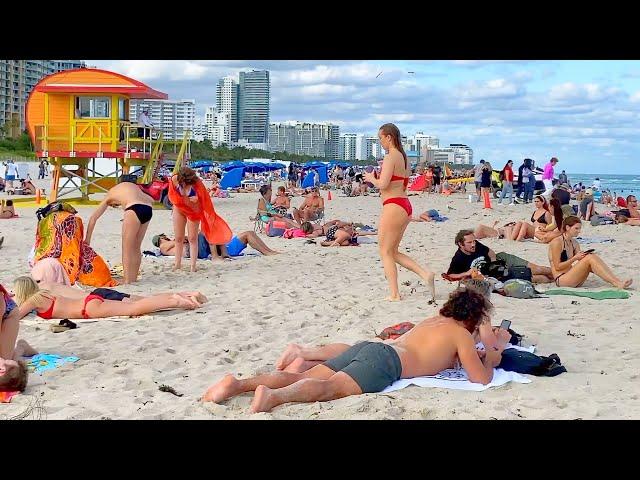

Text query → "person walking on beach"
[168,166,233,271]
[85,181,155,284]
[498,160,515,205]
[474,159,485,202]
[363,123,435,302]
[542,157,558,196]
[3,160,18,190]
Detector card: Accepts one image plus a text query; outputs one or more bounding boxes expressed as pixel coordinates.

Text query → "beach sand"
[1,175,639,419]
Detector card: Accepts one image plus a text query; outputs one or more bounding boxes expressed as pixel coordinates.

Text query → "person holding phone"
[363,123,435,302]
[548,216,632,289]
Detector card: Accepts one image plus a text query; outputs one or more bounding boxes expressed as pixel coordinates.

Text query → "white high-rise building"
[365,136,385,160]
[216,76,239,142]
[424,144,472,165]
[269,121,339,158]
[192,118,208,142]
[130,99,195,141]
[339,133,367,161]
[205,105,230,145]
[449,144,473,165]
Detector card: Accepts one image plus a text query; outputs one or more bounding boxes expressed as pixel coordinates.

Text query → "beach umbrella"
[221,161,245,171]
[243,162,267,173]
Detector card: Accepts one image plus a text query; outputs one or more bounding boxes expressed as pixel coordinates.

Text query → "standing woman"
[480,161,493,205]
[363,123,435,302]
[168,167,233,272]
[498,160,515,205]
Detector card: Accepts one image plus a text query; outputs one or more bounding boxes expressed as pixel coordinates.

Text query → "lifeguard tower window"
[118,98,129,121]
[75,97,110,118]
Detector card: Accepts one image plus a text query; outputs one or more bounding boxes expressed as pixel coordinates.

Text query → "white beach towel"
[381,343,534,393]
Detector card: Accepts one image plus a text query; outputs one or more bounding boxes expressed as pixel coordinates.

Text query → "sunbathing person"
[412,209,442,222]
[301,220,355,238]
[154,230,280,258]
[510,196,553,241]
[474,221,517,240]
[292,187,324,223]
[1,283,35,393]
[548,216,632,289]
[85,181,155,284]
[533,198,564,244]
[444,229,554,283]
[617,195,640,219]
[616,214,640,226]
[0,199,16,219]
[10,276,205,322]
[256,185,298,228]
[271,186,291,214]
[202,287,505,412]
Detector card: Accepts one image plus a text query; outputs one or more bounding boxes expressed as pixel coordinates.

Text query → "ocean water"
[563,173,640,197]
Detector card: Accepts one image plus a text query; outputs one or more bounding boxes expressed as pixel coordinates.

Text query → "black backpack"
[498,349,567,377]
[481,259,532,282]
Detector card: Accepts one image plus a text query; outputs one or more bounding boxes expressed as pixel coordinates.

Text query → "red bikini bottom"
[383,197,412,216]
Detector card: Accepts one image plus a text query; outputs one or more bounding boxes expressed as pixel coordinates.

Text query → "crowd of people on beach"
[0,122,636,415]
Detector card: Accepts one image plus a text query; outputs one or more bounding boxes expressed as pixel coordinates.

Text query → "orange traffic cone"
[35,188,42,204]
[327,191,332,201]
[483,190,492,209]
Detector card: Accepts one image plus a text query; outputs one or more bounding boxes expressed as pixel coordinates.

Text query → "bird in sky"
[376,71,383,78]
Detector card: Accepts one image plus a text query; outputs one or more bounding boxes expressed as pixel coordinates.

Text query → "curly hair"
[439,287,493,332]
[177,167,198,186]
[0,360,28,392]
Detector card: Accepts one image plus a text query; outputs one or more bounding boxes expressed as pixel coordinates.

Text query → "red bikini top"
[390,175,409,187]
[38,297,56,319]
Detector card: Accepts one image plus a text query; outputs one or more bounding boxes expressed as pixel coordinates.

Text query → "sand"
[1,169,639,419]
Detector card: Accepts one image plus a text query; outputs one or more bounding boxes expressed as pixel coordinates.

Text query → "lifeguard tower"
[25,68,190,203]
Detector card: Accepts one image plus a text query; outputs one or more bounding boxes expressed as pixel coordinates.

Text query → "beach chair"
[312,208,325,225]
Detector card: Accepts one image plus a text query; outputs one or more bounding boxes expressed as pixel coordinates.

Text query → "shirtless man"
[85,181,154,284]
[292,187,324,223]
[271,186,291,213]
[620,195,639,219]
[202,288,505,413]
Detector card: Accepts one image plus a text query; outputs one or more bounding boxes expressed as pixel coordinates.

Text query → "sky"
[89,60,640,174]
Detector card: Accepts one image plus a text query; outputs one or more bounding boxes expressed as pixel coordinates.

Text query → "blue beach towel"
[28,354,79,374]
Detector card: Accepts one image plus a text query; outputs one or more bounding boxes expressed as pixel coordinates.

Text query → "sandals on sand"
[50,319,77,333]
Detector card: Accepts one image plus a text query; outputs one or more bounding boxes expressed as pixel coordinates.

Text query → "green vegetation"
[0,131,35,160]
[189,140,376,165]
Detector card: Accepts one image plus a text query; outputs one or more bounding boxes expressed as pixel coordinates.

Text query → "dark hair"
[277,186,285,193]
[549,198,563,229]
[616,214,629,224]
[562,215,581,231]
[379,123,408,169]
[259,184,271,196]
[440,288,493,333]
[0,360,28,392]
[301,221,313,234]
[626,195,636,204]
[480,159,485,164]
[455,229,474,246]
[534,195,549,212]
[177,167,198,186]
[6,199,13,206]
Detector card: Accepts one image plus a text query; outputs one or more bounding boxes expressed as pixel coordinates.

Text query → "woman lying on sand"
[10,276,206,321]
[548,216,632,289]
[1,283,35,393]
[301,220,377,247]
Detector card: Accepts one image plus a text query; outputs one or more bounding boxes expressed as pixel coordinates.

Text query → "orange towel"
[34,211,117,287]
[0,391,19,403]
[168,179,232,245]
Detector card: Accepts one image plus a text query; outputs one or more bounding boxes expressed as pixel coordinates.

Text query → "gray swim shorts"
[323,341,402,393]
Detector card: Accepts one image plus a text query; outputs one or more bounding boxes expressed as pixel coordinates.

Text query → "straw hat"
[585,188,593,196]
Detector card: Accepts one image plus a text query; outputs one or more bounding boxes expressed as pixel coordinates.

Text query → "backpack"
[501,279,542,299]
[35,201,78,221]
[498,349,567,377]
[481,259,532,283]
[590,215,615,226]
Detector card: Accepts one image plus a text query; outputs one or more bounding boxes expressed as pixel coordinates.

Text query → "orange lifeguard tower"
[25,68,191,202]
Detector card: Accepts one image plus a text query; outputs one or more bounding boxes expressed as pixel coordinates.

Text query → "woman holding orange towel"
[168,167,232,272]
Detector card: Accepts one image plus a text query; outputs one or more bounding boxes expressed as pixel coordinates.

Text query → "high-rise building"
[449,144,473,164]
[216,76,239,142]
[365,136,384,160]
[1,60,86,134]
[269,121,339,158]
[130,99,195,141]
[424,144,472,165]
[238,70,270,144]
[339,133,366,161]
[205,105,230,145]
[192,118,209,142]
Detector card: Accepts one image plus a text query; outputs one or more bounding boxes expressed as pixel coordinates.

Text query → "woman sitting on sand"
[10,276,207,322]
[548,216,632,289]
[256,185,298,228]
[533,198,564,244]
[511,196,553,241]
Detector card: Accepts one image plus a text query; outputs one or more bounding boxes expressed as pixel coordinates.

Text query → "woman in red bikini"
[10,276,207,321]
[363,123,435,302]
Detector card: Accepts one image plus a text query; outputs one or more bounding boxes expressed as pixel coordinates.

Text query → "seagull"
[408,71,415,74]
[376,71,383,78]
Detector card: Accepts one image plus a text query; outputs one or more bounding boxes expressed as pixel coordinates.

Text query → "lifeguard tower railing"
[32,122,191,201]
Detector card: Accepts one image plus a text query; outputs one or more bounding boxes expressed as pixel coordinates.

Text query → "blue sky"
[90,60,640,174]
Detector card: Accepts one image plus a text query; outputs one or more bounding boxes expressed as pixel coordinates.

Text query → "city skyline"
[83,60,640,173]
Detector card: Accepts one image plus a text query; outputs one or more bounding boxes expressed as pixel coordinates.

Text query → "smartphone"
[499,319,511,330]
[584,248,595,254]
